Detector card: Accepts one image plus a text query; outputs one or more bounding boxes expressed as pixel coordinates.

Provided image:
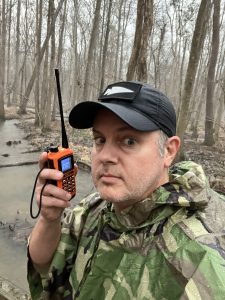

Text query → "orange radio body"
[47,146,77,198]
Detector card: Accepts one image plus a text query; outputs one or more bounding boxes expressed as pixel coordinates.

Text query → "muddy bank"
[15,112,92,167]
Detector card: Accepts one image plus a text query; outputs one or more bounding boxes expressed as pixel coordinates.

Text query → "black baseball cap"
[69,81,176,137]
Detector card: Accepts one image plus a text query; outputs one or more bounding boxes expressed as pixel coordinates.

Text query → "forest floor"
[5,106,225,195]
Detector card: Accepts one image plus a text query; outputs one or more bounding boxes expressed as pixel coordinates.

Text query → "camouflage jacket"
[27,161,225,300]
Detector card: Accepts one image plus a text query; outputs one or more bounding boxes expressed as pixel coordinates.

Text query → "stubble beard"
[93,172,162,209]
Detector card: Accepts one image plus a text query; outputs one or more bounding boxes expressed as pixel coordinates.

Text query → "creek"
[0,119,39,168]
[0,120,93,295]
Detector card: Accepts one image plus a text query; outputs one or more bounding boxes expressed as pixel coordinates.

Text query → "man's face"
[91,109,169,211]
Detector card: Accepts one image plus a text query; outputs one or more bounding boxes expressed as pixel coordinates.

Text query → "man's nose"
[99,141,118,164]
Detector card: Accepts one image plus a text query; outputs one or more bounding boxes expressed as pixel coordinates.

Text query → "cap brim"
[69,101,159,132]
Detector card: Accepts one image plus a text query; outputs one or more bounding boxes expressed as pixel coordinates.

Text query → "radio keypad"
[62,170,76,193]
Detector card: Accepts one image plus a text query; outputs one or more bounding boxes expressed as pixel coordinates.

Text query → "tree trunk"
[119,0,131,79]
[204,0,220,146]
[40,46,49,127]
[136,0,153,82]
[6,0,12,107]
[100,0,113,91]
[40,1,51,130]
[191,86,206,140]
[113,0,124,81]
[126,0,144,81]
[0,0,6,120]
[178,38,188,106]
[53,0,67,120]
[127,0,153,81]
[97,0,106,91]
[11,0,21,105]
[214,90,224,142]
[17,0,64,115]
[34,0,43,126]
[176,0,211,160]
[82,0,102,100]
[70,0,78,107]
[43,0,56,132]
[154,23,166,88]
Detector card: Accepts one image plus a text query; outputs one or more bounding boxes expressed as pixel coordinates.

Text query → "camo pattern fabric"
[27,161,225,300]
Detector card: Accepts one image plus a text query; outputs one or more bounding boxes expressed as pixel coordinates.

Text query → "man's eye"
[123,138,136,146]
[93,137,105,145]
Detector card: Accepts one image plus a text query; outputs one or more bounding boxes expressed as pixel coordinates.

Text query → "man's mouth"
[99,173,121,183]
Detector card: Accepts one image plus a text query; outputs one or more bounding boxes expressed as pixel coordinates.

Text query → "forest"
[1,1,225,297]
[0,0,224,156]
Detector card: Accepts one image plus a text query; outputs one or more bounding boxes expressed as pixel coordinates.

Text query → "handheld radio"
[30,69,77,219]
[47,69,77,197]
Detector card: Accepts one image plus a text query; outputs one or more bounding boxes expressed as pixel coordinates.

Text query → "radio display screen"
[60,157,72,172]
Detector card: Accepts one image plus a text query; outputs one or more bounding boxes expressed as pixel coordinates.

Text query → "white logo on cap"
[104,86,134,96]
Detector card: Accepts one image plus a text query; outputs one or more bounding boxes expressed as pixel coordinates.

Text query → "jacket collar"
[102,161,211,231]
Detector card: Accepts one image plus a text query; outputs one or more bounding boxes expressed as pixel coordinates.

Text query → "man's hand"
[29,152,73,268]
[36,152,72,223]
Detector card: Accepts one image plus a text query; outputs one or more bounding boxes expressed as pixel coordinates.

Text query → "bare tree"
[82,0,102,100]
[153,23,166,88]
[204,0,220,146]
[113,0,124,81]
[126,0,153,81]
[119,0,132,79]
[6,0,12,107]
[2,0,225,141]
[43,0,56,131]
[100,0,113,91]
[214,14,225,141]
[136,0,153,81]
[176,0,211,160]
[34,0,43,126]
[11,0,21,105]
[17,0,65,115]
[70,0,79,107]
[19,0,34,111]
[0,0,6,120]
[126,0,143,80]
[52,0,67,120]
[40,1,53,130]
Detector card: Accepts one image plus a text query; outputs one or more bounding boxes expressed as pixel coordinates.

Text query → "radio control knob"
[49,145,58,152]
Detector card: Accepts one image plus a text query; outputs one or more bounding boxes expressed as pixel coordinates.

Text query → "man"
[28,81,225,299]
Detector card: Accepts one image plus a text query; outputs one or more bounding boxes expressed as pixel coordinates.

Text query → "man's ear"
[164,136,180,168]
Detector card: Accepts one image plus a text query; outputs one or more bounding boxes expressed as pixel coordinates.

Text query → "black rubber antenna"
[54,68,69,149]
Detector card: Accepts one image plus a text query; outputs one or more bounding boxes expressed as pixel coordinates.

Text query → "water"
[0,165,93,292]
[0,120,94,293]
[0,119,39,167]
